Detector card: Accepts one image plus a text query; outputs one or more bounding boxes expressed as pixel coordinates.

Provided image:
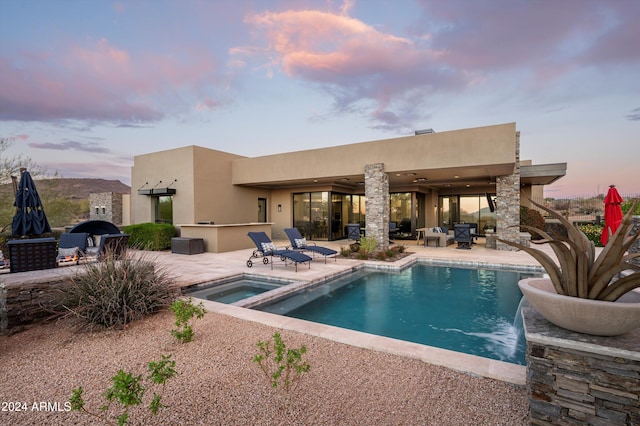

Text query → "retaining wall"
[523,308,640,424]
[0,268,77,335]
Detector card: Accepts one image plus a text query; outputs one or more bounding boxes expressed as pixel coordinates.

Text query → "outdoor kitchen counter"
[177,223,272,253]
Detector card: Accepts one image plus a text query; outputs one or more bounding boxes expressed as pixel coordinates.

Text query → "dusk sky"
[1,0,638,197]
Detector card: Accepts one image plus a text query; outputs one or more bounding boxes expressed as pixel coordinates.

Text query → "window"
[155,196,173,224]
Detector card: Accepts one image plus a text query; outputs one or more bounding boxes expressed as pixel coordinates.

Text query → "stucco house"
[131,122,566,252]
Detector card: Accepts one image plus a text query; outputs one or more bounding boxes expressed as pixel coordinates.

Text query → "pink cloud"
[0,38,222,124]
[238,1,639,130]
[238,7,459,129]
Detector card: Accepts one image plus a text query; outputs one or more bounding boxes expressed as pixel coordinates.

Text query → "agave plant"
[498,199,640,301]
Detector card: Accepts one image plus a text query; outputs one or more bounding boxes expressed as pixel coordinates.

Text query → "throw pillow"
[294,238,307,248]
[261,242,277,254]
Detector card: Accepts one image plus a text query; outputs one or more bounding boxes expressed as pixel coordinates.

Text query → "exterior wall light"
[278,204,282,212]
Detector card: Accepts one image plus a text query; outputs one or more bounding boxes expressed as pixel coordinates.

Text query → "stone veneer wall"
[0,270,76,335]
[364,163,389,251]
[523,308,640,425]
[89,192,123,225]
[495,131,521,251]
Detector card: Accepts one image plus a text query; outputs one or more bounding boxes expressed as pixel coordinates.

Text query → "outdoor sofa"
[424,227,455,247]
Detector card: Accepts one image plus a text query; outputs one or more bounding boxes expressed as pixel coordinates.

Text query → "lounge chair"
[284,228,337,263]
[247,232,312,272]
[454,224,472,249]
[57,232,90,265]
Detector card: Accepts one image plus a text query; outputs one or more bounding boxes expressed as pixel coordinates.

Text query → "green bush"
[520,205,545,239]
[123,223,176,251]
[57,251,179,329]
[578,223,605,247]
[622,199,640,215]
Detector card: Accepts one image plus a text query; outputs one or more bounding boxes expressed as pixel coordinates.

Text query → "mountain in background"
[1,178,131,229]
[1,178,131,199]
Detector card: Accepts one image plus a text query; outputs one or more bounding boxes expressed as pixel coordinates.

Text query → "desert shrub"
[396,244,406,253]
[70,354,176,425]
[578,223,605,247]
[375,251,387,260]
[170,298,206,343]
[385,248,396,258]
[122,222,176,251]
[58,251,179,329]
[340,247,352,257]
[253,332,311,411]
[359,236,378,256]
[520,205,545,239]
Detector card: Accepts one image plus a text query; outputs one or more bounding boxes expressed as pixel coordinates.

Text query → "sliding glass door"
[293,192,329,240]
[438,194,496,235]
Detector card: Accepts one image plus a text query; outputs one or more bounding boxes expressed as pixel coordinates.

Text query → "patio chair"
[57,232,90,265]
[389,222,399,240]
[85,233,130,260]
[346,223,361,242]
[284,228,337,263]
[247,232,312,272]
[454,224,472,249]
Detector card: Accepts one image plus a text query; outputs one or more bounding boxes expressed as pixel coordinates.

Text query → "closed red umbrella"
[600,185,623,246]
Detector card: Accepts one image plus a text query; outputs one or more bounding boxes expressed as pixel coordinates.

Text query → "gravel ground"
[1,311,529,425]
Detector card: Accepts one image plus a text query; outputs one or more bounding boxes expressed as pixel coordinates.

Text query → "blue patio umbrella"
[11,170,51,237]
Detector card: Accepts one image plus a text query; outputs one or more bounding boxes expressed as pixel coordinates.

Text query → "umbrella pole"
[11,175,18,196]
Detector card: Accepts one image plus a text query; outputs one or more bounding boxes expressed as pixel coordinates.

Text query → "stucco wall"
[232,123,517,185]
[131,146,271,226]
[131,146,196,225]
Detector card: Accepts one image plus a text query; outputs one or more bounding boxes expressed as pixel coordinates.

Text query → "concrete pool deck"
[148,237,561,386]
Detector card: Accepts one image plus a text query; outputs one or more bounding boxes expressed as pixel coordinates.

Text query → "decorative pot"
[518,278,640,336]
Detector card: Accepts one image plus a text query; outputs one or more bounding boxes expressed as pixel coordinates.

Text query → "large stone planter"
[518,278,640,336]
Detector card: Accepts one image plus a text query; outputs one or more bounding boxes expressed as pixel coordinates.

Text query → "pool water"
[187,279,284,304]
[256,264,539,365]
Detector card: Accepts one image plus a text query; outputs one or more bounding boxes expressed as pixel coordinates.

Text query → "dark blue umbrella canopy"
[11,170,52,237]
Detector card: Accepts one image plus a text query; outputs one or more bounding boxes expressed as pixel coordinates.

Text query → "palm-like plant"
[499,199,640,301]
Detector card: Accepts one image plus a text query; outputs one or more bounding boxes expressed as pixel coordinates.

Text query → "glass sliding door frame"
[438,194,496,236]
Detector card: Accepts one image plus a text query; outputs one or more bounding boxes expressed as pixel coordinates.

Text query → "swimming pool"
[186,277,292,304]
[255,264,541,365]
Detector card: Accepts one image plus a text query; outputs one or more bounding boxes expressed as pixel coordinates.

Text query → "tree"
[0,137,47,184]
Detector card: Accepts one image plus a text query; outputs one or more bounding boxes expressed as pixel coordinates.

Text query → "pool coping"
[200,298,527,386]
[186,258,541,386]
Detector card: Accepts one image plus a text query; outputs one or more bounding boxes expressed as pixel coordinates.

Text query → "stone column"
[365,163,389,251]
[495,131,521,251]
